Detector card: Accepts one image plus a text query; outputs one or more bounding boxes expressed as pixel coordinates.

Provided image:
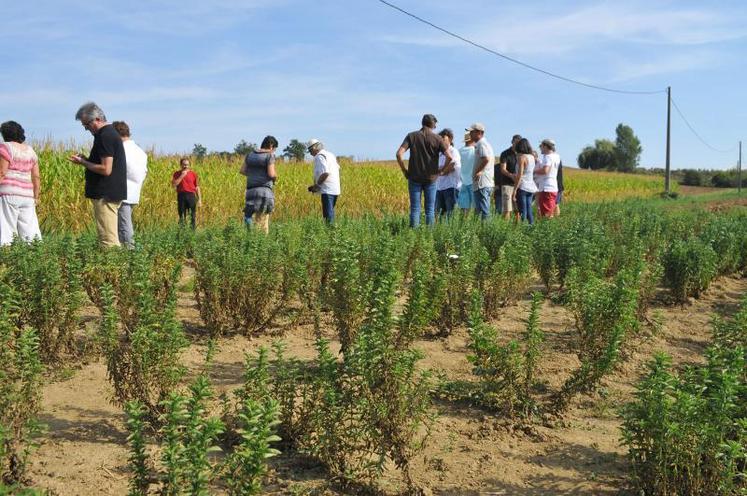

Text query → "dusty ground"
[26,261,747,496]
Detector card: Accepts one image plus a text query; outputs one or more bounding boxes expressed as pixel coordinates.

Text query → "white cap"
[307,138,321,150]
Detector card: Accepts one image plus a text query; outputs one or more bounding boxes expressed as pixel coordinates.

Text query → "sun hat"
[306,138,321,151]
[465,122,486,132]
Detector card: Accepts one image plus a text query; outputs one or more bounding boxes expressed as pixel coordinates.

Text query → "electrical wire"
[670,97,738,154]
[377,0,666,95]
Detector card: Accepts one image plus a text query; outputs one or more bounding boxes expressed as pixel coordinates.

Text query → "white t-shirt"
[436,145,461,191]
[517,154,538,193]
[459,145,475,186]
[123,140,148,204]
[313,150,341,196]
[536,152,560,192]
[473,138,495,191]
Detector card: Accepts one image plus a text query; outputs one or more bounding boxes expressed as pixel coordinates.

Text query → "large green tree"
[577,139,616,170]
[283,139,306,162]
[614,123,643,172]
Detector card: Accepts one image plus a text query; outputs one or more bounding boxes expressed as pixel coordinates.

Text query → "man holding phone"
[69,102,127,248]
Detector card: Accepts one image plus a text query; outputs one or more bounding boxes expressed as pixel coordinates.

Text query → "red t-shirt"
[173,170,199,194]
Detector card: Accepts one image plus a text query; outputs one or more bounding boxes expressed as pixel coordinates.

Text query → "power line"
[670,97,737,154]
[377,0,666,96]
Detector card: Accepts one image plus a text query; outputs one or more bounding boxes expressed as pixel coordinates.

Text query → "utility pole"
[739,140,742,194]
[665,86,672,194]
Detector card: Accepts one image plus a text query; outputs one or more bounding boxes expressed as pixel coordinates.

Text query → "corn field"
[35,144,674,234]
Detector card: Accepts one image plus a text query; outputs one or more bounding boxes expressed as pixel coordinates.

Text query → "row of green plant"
[621,295,747,495]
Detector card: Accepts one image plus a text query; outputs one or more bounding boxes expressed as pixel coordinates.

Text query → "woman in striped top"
[0,121,41,245]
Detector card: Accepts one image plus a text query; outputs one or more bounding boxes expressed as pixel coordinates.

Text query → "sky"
[3,0,746,169]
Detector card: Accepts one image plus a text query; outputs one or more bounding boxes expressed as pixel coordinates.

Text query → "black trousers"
[177,192,197,229]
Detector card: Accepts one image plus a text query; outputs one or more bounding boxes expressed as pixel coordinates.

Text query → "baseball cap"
[306,138,321,151]
[466,122,486,132]
[540,139,556,149]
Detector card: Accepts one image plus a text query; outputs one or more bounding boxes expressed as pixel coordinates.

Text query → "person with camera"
[306,139,341,224]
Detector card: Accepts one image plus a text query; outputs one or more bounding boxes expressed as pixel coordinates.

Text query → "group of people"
[397,114,563,227]
[0,105,560,248]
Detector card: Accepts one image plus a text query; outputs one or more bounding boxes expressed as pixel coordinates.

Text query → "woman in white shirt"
[512,138,538,224]
[534,139,560,218]
[435,128,462,219]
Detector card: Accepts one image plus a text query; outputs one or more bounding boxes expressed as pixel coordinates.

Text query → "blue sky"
[3,0,746,169]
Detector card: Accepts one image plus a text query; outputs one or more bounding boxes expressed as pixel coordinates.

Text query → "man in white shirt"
[435,128,462,218]
[467,122,495,219]
[307,139,341,223]
[113,121,148,247]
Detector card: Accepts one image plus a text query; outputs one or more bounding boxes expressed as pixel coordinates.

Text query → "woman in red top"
[171,157,201,229]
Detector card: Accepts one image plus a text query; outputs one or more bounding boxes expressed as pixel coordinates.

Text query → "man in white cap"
[307,139,341,223]
[467,122,494,219]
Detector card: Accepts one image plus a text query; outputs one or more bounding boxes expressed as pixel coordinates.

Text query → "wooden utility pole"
[665,86,672,194]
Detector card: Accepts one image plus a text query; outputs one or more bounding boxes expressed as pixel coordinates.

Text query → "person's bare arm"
[500,159,516,180]
[267,162,277,180]
[396,144,409,178]
[513,157,525,198]
[69,154,113,176]
[473,156,489,182]
[239,160,248,176]
[196,186,202,206]
[172,171,187,187]
[440,148,456,175]
[31,162,41,202]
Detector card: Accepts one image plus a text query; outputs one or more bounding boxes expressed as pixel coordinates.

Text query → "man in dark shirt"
[69,102,127,248]
[498,134,522,221]
[396,114,453,227]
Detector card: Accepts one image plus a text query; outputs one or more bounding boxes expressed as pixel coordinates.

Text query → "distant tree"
[234,140,257,156]
[283,139,306,162]
[577,139,616,170]
[681,170,704,186]
[614,123,642,172]
[192,143,207,160]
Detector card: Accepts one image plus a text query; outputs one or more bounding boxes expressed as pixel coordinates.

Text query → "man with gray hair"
[306,139,341,223]
[69,102,127,248]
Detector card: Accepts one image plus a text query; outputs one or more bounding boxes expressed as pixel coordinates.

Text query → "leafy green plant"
[464,292,545,417]
[663,237,717,303]
[0,237,83,363]
[98,273,188,421]
[554,268,640,412]
[0,282,43,486]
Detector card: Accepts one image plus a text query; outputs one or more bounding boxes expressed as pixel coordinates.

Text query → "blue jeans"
[408,180,437,227]
[321,194,338,223]
[516,189,534,224]
[473,187,493,220]
[435,188,458,218]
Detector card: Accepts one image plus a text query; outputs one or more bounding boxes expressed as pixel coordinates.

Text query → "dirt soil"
[28,268,747,496]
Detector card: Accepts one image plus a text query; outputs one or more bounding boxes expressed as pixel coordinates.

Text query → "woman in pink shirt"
[0,121,41,245]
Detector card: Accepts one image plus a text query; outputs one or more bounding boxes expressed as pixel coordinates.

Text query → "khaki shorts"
[501,185,515,213]
[92,198,122,248]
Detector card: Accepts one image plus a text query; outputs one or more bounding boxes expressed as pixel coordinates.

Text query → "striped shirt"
[0,142,37,198]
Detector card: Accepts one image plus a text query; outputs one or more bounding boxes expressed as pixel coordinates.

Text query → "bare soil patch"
[29,272,747,495]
